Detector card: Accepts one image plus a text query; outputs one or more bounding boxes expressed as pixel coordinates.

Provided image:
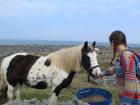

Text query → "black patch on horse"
[81,55,91,71]
[44,58,51,66]
[53,71,75,96]
[81,42,93,71]
[7,54,40,87]
[31,81,48,89]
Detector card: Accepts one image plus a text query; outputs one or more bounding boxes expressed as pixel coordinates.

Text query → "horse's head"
[81,41,101,78]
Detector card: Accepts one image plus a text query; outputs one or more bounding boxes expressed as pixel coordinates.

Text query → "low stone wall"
[4,99,74,105]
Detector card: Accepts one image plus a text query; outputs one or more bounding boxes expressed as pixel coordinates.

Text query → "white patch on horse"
[27,56,69,88]
[7,84,14,101]
[51,69,69,90]
[27,57,52,87]
[87,52,101,76]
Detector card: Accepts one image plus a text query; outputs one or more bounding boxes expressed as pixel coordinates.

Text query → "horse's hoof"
[47,101,58,105]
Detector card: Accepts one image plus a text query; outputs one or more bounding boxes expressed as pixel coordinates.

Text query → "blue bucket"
[75,88,112,105]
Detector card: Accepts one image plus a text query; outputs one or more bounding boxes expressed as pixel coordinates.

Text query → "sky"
[0,0,140,44]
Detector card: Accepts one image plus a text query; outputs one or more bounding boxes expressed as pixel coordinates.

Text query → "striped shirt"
[103,50,140,105]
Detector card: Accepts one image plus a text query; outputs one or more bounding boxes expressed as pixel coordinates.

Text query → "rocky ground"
[0,44,112,62]
[4,99,74,105]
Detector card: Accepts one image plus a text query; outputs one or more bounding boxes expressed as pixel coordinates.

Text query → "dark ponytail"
[110,41,117,65]
[109,31,127,65]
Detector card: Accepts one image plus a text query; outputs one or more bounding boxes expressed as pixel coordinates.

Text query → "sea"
[0,39,139,48]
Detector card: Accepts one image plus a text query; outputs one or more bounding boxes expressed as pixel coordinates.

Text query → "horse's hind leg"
[14,84,21,100]
[7,84,15,101]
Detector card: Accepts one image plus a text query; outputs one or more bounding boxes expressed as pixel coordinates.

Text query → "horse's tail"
[0,59,8,104]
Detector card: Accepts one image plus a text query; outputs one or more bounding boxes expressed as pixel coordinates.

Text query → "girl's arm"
[102,66,115,76]
[97,66,115,77]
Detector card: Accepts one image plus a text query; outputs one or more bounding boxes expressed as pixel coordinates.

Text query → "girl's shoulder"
[120,50,133,59]
[122,49,133,55]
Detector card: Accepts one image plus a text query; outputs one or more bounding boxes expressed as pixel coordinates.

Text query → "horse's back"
[1,52,40,86]
[1,53,28,73]
[1,53,28,71]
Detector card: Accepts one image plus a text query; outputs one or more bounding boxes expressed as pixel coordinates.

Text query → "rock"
[23,98,40,105]
[59,101,75,105]
[4,100,27,105]
[4,99,74,105]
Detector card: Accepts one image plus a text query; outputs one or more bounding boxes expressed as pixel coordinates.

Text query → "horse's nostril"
[95,72,97,76]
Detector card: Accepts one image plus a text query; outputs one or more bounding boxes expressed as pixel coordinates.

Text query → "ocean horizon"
[0,39,139,48]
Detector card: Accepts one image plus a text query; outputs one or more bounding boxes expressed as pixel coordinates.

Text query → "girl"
[99,31,140,105]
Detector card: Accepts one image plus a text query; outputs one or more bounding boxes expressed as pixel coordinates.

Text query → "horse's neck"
[48,46,82,72]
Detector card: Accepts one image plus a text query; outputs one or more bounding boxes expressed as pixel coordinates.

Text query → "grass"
[20,72,120,105]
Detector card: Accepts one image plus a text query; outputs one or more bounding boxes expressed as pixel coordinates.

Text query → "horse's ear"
[92,41,96,48]
[84,41,88,48]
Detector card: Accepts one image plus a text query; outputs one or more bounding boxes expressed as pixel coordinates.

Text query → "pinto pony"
[0,41,101,105]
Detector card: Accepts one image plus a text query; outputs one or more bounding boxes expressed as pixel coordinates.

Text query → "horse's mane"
[48,45,83,72]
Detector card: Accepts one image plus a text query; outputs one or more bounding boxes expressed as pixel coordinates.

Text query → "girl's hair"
[109,31,127,65]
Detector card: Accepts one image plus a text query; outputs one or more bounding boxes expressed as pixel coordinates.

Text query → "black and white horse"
[0,41,101,105]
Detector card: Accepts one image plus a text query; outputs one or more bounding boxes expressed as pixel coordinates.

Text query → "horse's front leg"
[48,71,75,105]
[48,92,58,105]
